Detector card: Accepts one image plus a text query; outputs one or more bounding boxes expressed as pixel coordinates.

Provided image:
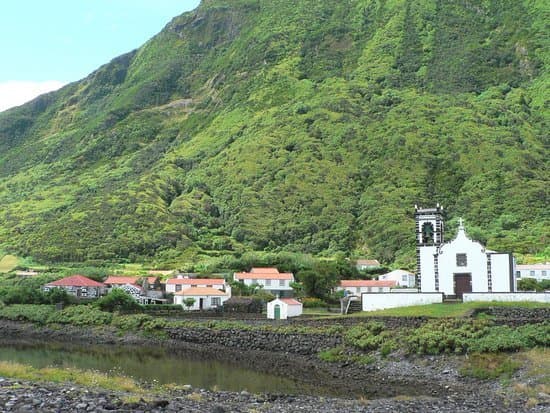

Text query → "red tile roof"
[250,267,280,274]
[340,280,396,288]
[280,298,302,305]
[516,264,550,270]
[46,275,104,288]
[174,287,227,296]
[104,276,141,286]
[234,268,293,280]
[355,259,381,266]
[166,278,225,285]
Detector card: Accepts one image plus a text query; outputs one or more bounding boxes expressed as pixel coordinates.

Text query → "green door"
[274,304,281,320]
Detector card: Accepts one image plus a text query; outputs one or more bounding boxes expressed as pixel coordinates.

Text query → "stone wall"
[167,327,342,355]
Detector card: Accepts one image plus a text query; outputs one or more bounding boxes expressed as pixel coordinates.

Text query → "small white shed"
[267,298,303,320]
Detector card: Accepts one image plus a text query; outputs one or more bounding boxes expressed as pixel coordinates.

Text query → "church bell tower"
[415,204,444,291]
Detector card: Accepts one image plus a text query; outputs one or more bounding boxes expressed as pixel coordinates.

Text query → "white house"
[337,279,397,295]
[234,268,294,297]
[515,264,550,282]
[379,269,416,288]
[267,298,303,319]
[165,276,226,294]
[173,287,230,310]
[416,206,515,297]
[355,259,381,271]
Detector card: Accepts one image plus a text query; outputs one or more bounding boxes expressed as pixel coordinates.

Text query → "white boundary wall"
[463,293,550,303]
[362,292,443,311]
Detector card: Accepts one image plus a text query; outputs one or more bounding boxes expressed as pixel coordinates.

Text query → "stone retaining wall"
[167,327,342,355]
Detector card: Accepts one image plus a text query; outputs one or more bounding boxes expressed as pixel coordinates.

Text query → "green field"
[0,255,19,273]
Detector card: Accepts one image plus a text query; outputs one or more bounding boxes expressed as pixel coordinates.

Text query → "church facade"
[415,205,515,297]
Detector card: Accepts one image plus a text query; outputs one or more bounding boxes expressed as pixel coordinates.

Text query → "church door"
[454,273,472,298]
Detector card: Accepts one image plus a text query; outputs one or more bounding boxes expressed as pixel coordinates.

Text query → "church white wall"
[463,293,549,303]
[490,253,514,292]
[437,233,488,295]
[419,247,437,292]
[362,292,443,311]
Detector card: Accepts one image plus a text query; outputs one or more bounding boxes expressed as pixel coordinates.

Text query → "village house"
[267,298,303,320]
[515,264,550,282]
[416,206,515,297]
[43,275,105,298]
[103,276,164,304]
[173,287,230,310]
[355,259,381,271]
[165,276,226,294]
[337,279,397,295]
[378,269,416,288]
[103,276,159,290]
[233,267,294,297]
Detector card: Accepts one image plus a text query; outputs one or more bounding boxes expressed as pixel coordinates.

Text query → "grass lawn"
[0,255,19,273]
[349,301,550,318]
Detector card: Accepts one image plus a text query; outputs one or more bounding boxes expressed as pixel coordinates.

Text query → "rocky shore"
[0,376,547,413]
[0,317,548,412]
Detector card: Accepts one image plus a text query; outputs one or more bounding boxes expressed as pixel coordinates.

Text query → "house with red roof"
[336,279,397,296]
[267,297,303,319]
[233,268,295,297]
[173,287,231,310]
[165,276,226,294]
[355,259,381,271]
[43,275,105,298]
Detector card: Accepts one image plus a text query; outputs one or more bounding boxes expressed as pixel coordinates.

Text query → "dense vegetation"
[0,0,547,268]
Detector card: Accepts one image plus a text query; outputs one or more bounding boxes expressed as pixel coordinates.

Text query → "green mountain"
[0,0,548,267]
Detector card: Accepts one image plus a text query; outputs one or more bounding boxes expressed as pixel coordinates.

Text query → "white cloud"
[0,80,66,112]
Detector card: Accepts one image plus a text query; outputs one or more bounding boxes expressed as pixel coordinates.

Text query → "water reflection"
[0,342,319,395]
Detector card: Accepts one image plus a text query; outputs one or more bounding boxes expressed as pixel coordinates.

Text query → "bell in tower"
[415,204,445,292]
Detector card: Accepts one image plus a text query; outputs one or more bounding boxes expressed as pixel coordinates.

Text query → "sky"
[0,0,201,112]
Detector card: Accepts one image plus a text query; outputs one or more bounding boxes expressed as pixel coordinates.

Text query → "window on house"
[402,275,408,282]
[81,288,88,297]
[542,271,547,277]
[211,297,221,307]
[456,254,467,267]
[515,271,521,278]
[356,287,361,293]
[378,287,384,292]
[530,271,535,276]
[279,280,285,287]
[265,279,271,286]
[176,284,182,292]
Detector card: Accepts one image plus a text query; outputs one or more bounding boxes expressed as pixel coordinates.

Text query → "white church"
[415,205,515,297]
[361,205,550,311]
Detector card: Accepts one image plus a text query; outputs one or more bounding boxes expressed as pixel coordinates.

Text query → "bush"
[223,297,263,313]
[344,321,389,351]
[43,288,75,305]
[95,289,141,313]
[0,304,55,324]
[406,319,491,355]
[47,305,113,326]
[302,297,326,308]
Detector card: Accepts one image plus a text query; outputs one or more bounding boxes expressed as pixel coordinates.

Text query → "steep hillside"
[0,0,548,267]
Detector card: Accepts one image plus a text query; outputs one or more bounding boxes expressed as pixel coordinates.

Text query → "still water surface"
[0,343,325,395]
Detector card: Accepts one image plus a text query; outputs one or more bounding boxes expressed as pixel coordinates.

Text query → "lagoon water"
[0,342,322,395]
